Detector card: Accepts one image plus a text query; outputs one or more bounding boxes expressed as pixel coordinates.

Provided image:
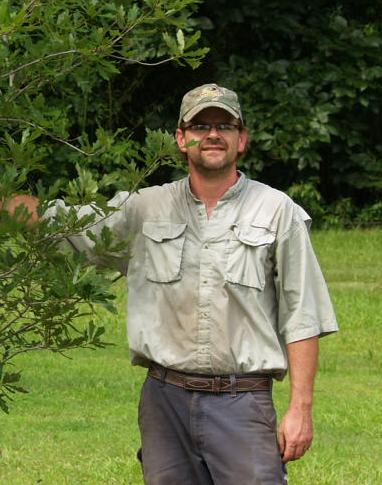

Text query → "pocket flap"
[142,222,187,242]
[233,224,275,247]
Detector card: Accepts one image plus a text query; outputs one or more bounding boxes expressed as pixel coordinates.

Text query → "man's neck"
[189,168,239,216]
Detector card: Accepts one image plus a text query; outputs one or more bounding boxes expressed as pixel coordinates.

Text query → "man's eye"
[190,124,209,131]
[218,124,236,131]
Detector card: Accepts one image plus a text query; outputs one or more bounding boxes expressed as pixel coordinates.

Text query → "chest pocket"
[225,224,276,290]
[142,222,187,283]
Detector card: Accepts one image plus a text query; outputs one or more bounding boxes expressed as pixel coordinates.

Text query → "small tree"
[0,0,207,413]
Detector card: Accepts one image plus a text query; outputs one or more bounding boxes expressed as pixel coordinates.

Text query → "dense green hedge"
[133,1,382,226]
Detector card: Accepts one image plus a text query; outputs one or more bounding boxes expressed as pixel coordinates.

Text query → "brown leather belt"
[148,363,271,393]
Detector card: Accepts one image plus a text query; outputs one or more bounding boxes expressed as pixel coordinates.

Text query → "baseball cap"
[178,83,243,126]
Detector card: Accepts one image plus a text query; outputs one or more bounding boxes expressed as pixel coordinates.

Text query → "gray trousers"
[138,376,287,485]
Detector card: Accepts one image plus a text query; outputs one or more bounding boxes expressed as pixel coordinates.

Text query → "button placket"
[193,195,238,371]
[196,237,213,369]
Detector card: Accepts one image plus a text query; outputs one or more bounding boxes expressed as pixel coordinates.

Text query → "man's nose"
[206,126,220,138]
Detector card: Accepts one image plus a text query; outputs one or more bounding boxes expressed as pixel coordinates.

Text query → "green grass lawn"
[1,229,381,484]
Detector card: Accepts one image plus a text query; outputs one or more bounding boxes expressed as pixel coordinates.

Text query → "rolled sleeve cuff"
[283,320,339,345]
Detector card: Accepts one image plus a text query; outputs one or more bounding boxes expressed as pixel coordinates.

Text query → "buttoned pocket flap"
[233,224,275,247]
[143,222,187,283]
[226,225,275,289]
[142,222,187,242]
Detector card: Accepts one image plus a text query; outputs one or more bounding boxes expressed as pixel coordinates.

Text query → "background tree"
[130,0,382,225]
[0,0,207,413]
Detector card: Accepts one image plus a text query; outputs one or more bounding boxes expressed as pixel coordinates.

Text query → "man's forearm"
[287,336,319,410]
[278,336,319,462]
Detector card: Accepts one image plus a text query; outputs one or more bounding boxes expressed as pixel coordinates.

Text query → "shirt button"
[204,244,208,249]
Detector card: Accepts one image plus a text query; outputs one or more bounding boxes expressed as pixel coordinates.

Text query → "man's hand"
[1,194,40,224]
[278,406,313,462]
[278,336,318,463]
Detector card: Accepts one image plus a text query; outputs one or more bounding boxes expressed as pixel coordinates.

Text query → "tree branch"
[109,54,176,66]
[2,344,49,363]
[107,16,147,49]
[0,303,32,336]
[0,50,78,79]
[0,117,96,156]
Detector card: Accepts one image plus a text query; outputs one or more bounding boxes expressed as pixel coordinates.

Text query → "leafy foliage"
[201,2,382,206]
[129,1,382,217]
[287,180,325,226]
[0,0,207,188]
[0,0,206,412]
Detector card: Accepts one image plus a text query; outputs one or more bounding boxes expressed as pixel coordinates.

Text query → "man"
[8,84,338,484]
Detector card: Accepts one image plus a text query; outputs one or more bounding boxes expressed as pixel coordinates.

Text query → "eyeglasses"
[183,123,240,133]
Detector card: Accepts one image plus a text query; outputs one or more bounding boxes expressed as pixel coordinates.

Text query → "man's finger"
[294,444,306,460]
[282,442,310,463]
[281,444,295,463]
[278,429,286,455]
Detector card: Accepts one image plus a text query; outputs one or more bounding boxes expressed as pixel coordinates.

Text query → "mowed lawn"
[1,229,381,485]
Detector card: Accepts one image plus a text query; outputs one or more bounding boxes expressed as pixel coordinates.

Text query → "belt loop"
[213,376,221,393]
[229,374,237,397]
[160,367,167,388]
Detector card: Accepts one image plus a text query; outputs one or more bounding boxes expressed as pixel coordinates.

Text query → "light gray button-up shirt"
[48,172,338,379]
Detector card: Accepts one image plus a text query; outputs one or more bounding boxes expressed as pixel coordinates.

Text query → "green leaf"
[254,132,273,142]
[162,31,178,54]
[127,3,140,23]
[332,15,348,30]
[184,139,199,148]
[0,398,9,414]
[176,29,185,53]
[2,371,21,384]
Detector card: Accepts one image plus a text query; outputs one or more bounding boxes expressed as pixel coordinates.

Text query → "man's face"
[175,107,248,175]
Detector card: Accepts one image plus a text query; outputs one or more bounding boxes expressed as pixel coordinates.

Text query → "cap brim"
[181,102,241,124]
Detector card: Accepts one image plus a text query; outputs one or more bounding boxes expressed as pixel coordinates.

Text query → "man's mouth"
[202,146,226,151]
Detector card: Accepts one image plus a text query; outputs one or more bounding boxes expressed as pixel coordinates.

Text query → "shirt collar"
[185,170,246,203]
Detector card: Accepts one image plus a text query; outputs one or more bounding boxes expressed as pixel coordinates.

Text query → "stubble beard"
[191,141,236,175]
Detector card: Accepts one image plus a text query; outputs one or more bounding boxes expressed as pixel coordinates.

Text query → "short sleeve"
[43,191,133,273]
[274,219,338,344]
[294,203,312,231]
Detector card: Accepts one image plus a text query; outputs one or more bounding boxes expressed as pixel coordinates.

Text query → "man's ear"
[175,128,187,153]
[238,128,249,155]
